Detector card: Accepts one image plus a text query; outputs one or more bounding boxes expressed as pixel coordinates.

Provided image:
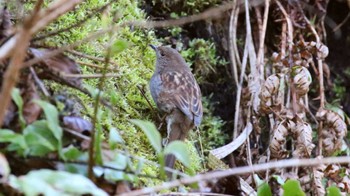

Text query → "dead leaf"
[270,121,289,159]
[63,116,92,136]
[29,48,81,87]
[21,74,42,124]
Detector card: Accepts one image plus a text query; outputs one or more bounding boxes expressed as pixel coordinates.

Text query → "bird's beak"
[149,44,157,51]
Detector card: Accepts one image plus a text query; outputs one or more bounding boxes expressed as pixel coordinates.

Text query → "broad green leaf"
[102,153,131,182]
[0,129,20,142]
[130,119,162,153]
[272,175,285,185]
[11,88,23,112]
[63,146,84,160]
[283,180,305,196]
[254,174,264,186]
[8,169,107,196]
[111,40,128,54]
[0,129,27,154]
[34,100,64,159]
[327,186,341,196]
[104,170,125,182]
[24,120,57,156]
[107,153,128,170]
[257,182,272,196]
[109,127,124,149]
[11,88,25,128]
[164,141,190,167]
[33,100,62,141]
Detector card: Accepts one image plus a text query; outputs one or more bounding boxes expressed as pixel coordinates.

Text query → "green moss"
[153,0,222,16]
[18,0,228,188]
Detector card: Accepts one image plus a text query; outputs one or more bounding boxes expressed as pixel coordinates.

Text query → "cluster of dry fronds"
[208,0,349,195]
[0,0,349,195]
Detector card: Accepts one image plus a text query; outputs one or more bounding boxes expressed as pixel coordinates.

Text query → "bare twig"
[29,66,50,97]
[136,85,155,111]
[333,12,350,33]
[256,0,270,81]
[87,33,113,181]
[61,73,119,79]
[76,60,117,70]
[0,0,45,127]
[302,9,325,156]
[228,1,239,85]
[233,36,249,138]
[68,49,119,66]
[121,156,350,196]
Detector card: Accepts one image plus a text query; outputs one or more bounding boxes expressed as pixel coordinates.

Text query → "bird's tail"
[164,111,192,178]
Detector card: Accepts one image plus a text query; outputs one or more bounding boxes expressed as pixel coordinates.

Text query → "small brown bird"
[149,45,203,170]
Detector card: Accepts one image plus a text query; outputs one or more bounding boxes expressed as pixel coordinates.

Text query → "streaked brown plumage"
[149,45,203,171]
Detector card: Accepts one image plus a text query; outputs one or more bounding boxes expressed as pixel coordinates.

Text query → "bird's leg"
[162,115,173,146]
[157,113,167,130]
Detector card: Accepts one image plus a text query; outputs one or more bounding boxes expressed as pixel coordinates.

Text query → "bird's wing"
[159,70,203,126]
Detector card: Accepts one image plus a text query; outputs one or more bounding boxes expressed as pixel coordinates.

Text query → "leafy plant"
[282,180,305,196]
[8,169,107,196]
[130,119,191,177]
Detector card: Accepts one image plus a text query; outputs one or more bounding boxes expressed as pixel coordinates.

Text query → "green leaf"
[103,153,131,182]
[272,175,285,185]
[0,129,27,154]
[33,100,64,159]
[283,180,305,196]
[63,146,84,160]
[109,127,124,149]
[130,119,162,153]
[94,123,103,165]
[8,169,108,196]
[327,186,341,196]
[257,182,272,196]
[164,141,190,167]
[109,153,128,170]
[111,40,128,54]
[24,120,57,156]
[0,129,20,142]
[11,88,26,128]
[33,100,62,141]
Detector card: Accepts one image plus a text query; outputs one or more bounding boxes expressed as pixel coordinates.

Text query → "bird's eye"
[160,51,165,56]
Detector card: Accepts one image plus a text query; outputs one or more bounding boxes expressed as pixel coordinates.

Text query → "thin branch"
[302,8,325,156]
[87,34,113,180]
[68,49,119,66]
[228,1,239,85]
[0,0,44,127]
[76,60,118,70]
[233,35,249,138]
[332,12,350,33]
[136,85,155,111]
[29,66,50,97]
[121,156,350,196]
[61,73,119,79]
[256,0,270,81]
